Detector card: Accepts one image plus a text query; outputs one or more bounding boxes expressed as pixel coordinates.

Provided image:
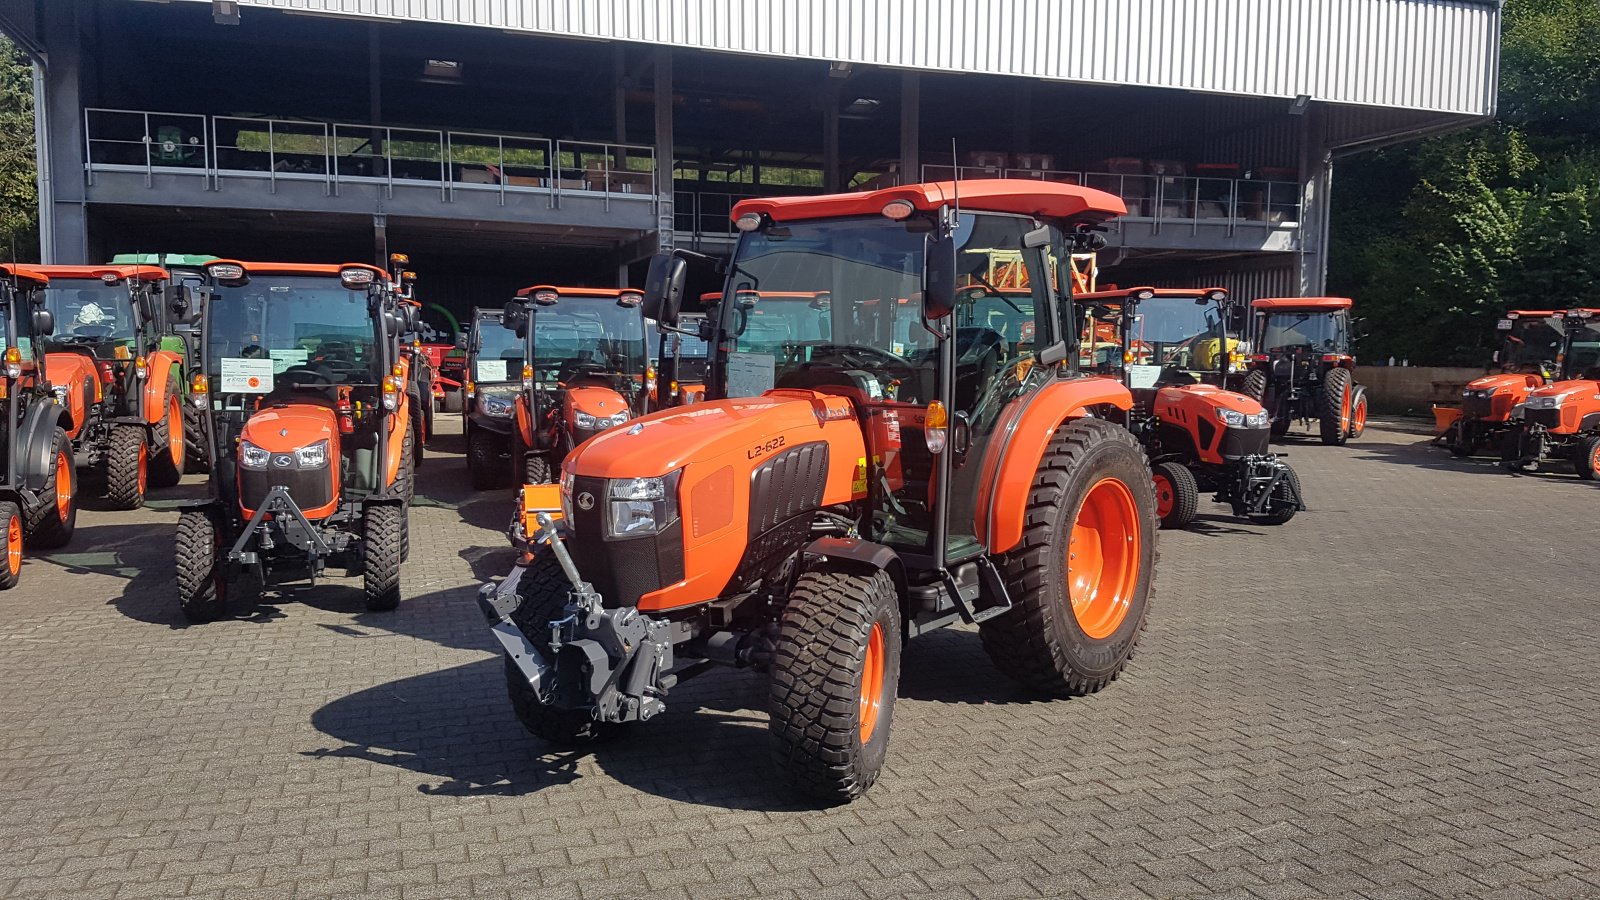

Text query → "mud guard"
[140,350,184,423]
[802,536,906,595]
[975,376,1135,555]
[15,400,68,493]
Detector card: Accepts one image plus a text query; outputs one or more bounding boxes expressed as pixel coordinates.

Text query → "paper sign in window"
[476,359,509,382]
[220,358,274,393]
[726,352,775,398]
[1126,365,1162,391]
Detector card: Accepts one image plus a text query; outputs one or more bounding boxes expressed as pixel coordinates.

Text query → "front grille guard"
[229,484,333,575]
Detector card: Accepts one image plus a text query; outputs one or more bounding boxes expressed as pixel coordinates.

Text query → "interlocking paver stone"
[2,419,1598,899]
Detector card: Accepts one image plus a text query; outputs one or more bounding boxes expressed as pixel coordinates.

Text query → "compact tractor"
[1240,297,1368,444]
[30,264,197,508]
[478,180,1159,803]
[1501,308,1600,477]
[1078,286,1302,528]
[1436,309,1570,457]
[112,252,219,470]
[460,306,523,489]
[388,255,435,472]
[0,266,78,582]
[173,261,419,621]
[503,285,652,484]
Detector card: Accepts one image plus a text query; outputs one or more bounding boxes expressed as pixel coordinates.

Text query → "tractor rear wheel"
[769,563,902,804]
[1320,368,1353,445]
[468,428,509,489]
[1241,369,1267,402]
[0,501,22,590]
[525,453,553,485]
[148,377,185,488]
[105,424,150,510]
[175,506,229,622]
[23,428,77,549]
[1151,461,1198,530]
[408,390,427,470]
[183,397,208,473]
[1249,466,1302,526]
[1576,435,1600,480]
[980,417,1156,697]
[506,551,621,744]
[1348,387,1369,440]
[398,422,416,503]
[362,502,404,611]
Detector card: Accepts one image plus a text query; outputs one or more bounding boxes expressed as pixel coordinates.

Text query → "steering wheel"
[809,343,915,374]
[557,360,611,383]
[280,364,335,387]
[71,325,116,339]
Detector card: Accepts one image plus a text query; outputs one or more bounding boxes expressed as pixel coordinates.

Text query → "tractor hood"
[567,385,631,420]
[1525,379,1600,404]
[240,405,338,453]
[566,389,867,483]
[1154,383,1264,417]
[1466,372,1542,394]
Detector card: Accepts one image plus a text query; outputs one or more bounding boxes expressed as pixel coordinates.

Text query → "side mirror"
[503,300,527,338]
[169,285,196,323]
[642,253,687,327]
[924,243,957,320]
[32,308,53,336]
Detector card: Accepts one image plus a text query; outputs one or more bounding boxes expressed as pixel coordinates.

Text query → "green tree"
[1329,0,1600,365]
[0,34,36,261]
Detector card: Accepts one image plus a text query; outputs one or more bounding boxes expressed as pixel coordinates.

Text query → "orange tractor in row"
[174,261,419,620]
[1502,308,1600,477]
[1078,286,1302,528]
[1239,297,1367,444]
[503,285,652,485]
[1435,309,1575,457]
[478,180,1158,802]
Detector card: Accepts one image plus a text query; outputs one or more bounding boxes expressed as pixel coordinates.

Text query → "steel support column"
[1296,106,1332,296]
[899,73,920,185]
[653,49,674,250]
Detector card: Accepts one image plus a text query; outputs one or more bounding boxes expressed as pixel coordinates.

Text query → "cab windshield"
[527,300,647,384]
[206,276,379,385]
[1261,310,1347,353]
[1565,319,1600,379]
[471,317,522,383]
[1127,297,1232,385]
[41,283,138,350]
[1500,316,1563,373]
[0,294,37,358]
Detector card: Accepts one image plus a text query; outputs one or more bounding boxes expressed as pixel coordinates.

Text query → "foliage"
[0,34,36,261]
[1329,0,1600,365]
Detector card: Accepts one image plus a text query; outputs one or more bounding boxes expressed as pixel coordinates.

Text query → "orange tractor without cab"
[479,180,1159,802]
[174,261,419,621]
[1435,309,1578,457]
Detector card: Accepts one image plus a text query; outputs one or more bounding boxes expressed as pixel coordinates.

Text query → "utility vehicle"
[1502,308,1600,477]
[29,264,196,508]
[1240,297,1367,444]
[1436,309,1570,456]
[1078,286,1302,528]
[460,307,523,488]
[503,285,651,484]
[0,266,77,576]
[478,180,1158,803]
[173,261,419,621]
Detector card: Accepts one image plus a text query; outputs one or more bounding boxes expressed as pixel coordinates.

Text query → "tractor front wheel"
[769,563,902,804]
[1320,368,1353,445]
[0,501,22,590]
[1575,435,1600,480]
[23,428,77,549]
[361,502,405,611]
[1448,420,1482,457]
[1348,387,1369,440]
[105,424,151,510]
[1151,461,1198,530]
[183,398,209,473]
[175,506,229,622]
[980,417,1156,697]
[506,551,622,744]
[148,377,186,487]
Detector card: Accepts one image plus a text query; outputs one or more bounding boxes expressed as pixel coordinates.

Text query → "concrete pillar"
[37,1,88,263]
[653,49,674,250]
[899,73,920,185]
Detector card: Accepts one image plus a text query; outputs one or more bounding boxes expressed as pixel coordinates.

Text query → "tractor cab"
[1503,309,1600,476]
[1078,286,1244,391]
[174,260,416,621]
[459,306,524,489]
[502,285,650,484]
[1244,297,1366,444]
[1494,310,1567,378]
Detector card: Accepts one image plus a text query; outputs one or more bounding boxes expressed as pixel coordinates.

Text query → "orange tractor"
[503,285,652,484]
[26,264,196,508]
[1435,309,1571,456]
[173,261,418,621]
[1501,308,1600,477]
[0,266,79,581]
[1078,286,1302,528]
[479,180,1158,802]
[1239,297,1367,444]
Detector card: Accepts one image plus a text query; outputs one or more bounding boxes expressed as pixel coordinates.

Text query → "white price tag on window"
[726,352,775,398]
[220,358,274,393]
[476,359,508,382]
[1126,364,1162,390]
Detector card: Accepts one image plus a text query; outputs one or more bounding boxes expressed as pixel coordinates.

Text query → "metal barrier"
[84,108,658,210]
[674,190,759,237]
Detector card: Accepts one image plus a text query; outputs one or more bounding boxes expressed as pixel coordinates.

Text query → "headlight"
[575,410,629,430]
[1463,388,1493,399]
[1216,408,1269,428]
[240,440,270,469]
[574,411,597,429]
[294,440,329,469]
[481,395,514,417]
[605,470,681,538]
[1526,395,1565,410]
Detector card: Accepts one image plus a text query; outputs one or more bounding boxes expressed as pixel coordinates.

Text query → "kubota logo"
[576,492,595,510]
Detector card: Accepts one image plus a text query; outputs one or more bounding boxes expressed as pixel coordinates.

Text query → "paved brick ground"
[2,418,1598,900]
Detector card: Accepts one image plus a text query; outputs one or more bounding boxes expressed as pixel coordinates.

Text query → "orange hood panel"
[1155,383,1264,418]
[241,404,338,453]
[566,385,631,419]
[1467,372,1543,393]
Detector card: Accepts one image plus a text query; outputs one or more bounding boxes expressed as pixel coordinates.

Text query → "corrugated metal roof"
[173,0,1502,116]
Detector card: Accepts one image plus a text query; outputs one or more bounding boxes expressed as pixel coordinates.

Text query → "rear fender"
[975,376,1134,555]
[17,400,68,492]
[140,350,184,424]
[514,394,534,445]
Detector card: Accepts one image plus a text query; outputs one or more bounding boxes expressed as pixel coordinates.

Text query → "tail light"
[134,356,148,380]
[646,365,657,400]
[1252,354,1270,363]
[190,373,208,407]
[4,347,20,379]
[465,380,476,399]
[521,364,534,392]
[925,401,949,454]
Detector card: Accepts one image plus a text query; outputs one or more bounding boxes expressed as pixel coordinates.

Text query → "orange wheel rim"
[137,443,148,496]
[5,515,20,576]
[54,451,70,520]
[859,622,886,743]
[1341,387,1351,431]
[1354,398,1367,431]
[1152,473,1173,519]
[1592,445,1600,476]
[169,394,184,467]
[1068,478,1142,640]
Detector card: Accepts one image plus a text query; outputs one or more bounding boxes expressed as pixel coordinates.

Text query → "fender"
[802,536,906,598]
[140,350,184,424]
[383,392,410,490]
[16,400,68,492]
[514,394,534,445]
[974,376,1134,555]
[43,352,101,436]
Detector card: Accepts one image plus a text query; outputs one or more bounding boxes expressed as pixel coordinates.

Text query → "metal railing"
[920,164,1302,228]
[674,190,760,237]
[84,108,658,209]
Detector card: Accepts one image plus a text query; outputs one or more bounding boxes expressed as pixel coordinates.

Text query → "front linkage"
[1225,455,1304,518]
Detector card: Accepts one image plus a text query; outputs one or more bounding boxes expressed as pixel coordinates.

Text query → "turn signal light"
[190,373,208,408]
[134,356,148,380]
[4,347,20,379]
[382,374,403,411]
[521,363,534,392]
[925,400,949,454]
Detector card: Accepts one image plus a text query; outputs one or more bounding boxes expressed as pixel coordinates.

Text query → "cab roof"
[732,179,1127,225]
[1077,286,1228,303]
[208,260,393,283]
[11,264,168,283]
[110,253,217,267]
[1252,297,1353,311]
[699,291,829,301]
[0,265,49,287]
[515,285,640,299]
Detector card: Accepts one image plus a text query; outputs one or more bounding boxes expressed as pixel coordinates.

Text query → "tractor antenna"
[950,138,960,225]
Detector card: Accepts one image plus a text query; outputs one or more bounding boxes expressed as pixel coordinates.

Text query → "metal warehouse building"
[2,0,1500,316]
